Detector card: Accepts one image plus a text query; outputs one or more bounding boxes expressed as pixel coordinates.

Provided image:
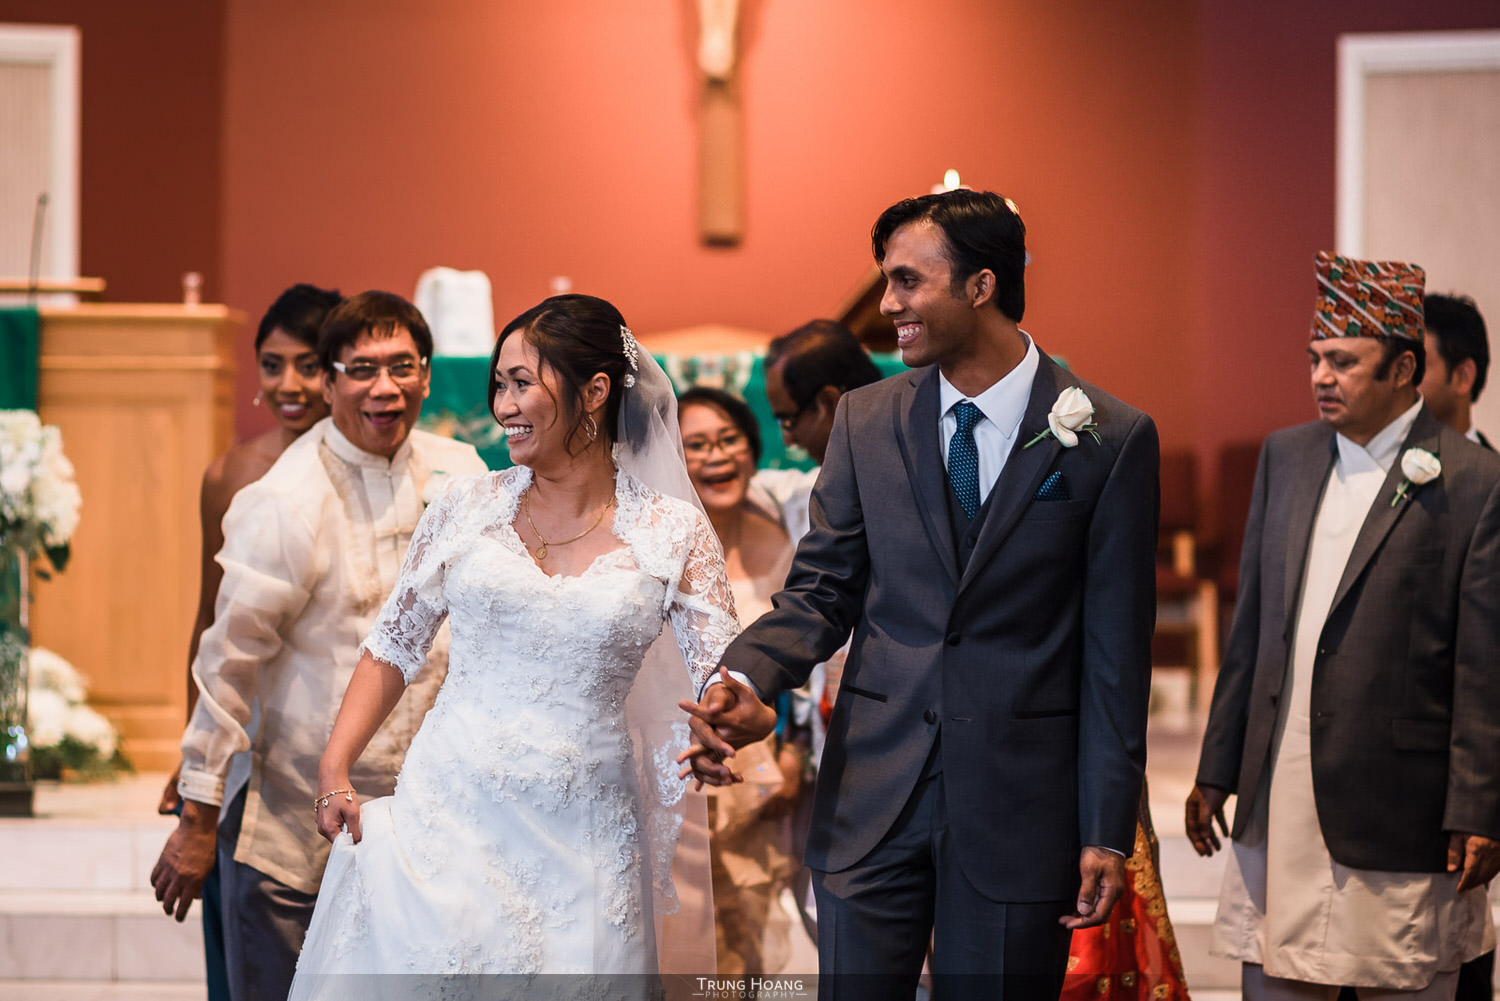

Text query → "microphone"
[27,192,48,304]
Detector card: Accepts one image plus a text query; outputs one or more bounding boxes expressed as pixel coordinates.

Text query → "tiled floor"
[0,718,1214,1001]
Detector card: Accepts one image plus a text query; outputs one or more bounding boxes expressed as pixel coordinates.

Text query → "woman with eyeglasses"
[155,283,341,1001]
[678,385,809,976]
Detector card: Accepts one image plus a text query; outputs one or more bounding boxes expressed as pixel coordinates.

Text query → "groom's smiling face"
[879,220,983,373]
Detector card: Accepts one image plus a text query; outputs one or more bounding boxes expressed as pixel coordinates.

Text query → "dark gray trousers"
[218,786,319,1001]
[811,770,1073,1001]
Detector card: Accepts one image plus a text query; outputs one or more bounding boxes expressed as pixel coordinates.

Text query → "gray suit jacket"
[1197,406,1500,871]
[720,352,1159,902]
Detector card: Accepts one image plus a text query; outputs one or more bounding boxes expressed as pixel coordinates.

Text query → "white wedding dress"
[289,466,736,996]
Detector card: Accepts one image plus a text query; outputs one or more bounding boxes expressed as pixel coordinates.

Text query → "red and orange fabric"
[1063,791,1191,1001]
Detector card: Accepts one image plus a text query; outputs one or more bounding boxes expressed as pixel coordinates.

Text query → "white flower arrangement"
[26,647,120,778]
[0,411,81,573]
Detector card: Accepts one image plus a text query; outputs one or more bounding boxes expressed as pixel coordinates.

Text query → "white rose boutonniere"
[1023,386,1100,449]
[1390,448,1440,507]
[422,471,453,507]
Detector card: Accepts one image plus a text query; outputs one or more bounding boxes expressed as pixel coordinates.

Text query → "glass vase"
[0,546,33,815]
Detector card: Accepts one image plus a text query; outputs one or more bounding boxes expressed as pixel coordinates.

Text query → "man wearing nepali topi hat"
[1185,252,1500,1001]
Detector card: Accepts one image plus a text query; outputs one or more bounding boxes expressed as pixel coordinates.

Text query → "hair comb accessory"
[620,325,640,388]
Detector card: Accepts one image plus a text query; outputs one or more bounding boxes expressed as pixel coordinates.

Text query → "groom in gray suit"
[1186,254,1500,1001]
[684,189,1159,999]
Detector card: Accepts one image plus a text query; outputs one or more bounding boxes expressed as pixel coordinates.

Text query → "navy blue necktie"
[948,401,982,519]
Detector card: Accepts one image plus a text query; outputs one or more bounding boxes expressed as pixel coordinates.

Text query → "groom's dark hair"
[872,189,1027,324]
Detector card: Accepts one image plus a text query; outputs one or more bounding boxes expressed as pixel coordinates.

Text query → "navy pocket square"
[1035,471,1070,501]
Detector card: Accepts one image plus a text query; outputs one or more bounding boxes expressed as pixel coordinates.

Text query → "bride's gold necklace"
[522,487,610,560]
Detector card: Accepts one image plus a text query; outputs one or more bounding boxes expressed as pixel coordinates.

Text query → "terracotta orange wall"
[222,0,1199,443]
[1189,0,1500,522]
[0,0,224,303]
[16,1,1499,483]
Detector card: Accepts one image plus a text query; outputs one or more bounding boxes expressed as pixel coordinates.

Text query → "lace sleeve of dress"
[666,506,741,699]
[360,478,462,684]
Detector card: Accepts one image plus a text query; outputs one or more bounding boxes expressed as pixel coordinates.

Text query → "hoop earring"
[583,414,599,442]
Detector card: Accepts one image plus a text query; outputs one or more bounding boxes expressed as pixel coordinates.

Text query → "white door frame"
[1336,29,1500,256]
[0,23,80,284]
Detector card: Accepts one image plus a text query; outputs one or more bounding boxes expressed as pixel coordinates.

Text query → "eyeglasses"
[331,357,429,384]
[773,400,814,433]
[682,431,750,459]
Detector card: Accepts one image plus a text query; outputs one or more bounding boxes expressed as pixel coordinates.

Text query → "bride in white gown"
[289,295,761,997]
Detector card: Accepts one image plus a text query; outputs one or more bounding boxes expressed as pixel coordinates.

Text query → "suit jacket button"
[945,633,961,646]
[924,710,938,724]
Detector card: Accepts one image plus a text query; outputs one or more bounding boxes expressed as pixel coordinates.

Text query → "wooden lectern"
[31,304,241,771]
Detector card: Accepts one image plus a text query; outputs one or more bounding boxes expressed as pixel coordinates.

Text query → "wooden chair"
[1210,441,1263,642]
[1152,450,1219,720]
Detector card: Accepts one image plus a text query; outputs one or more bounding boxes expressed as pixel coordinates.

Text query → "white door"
[1338,30,1500,437]
[0,24,79,303]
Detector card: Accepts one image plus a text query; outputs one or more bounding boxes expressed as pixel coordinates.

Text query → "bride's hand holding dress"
[311,645,411,846]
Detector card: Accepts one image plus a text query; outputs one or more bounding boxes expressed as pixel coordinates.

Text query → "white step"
[0,984,204,1000]
[1155,834,1237,991]
[0,777,206,984]
[0,893,203,981]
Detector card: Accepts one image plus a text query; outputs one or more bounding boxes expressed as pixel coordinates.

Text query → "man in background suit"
[750,319,884,935]
[1419,293,1491,449]
[1187,254,1500,1001]
[1415,291,1495,1001]
[684,189,1159,999]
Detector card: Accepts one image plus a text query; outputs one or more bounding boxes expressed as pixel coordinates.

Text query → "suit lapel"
[958,356,1065,594]
[1281,433,1337,627]
[1327,408,1442,616]
[894,367,960,584]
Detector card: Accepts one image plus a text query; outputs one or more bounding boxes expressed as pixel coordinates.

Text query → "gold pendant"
[535,542,548,560]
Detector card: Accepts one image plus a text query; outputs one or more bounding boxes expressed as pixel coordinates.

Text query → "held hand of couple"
[676,666,777,789]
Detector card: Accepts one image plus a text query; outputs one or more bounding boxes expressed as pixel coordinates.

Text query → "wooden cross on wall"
[697,0,742,245]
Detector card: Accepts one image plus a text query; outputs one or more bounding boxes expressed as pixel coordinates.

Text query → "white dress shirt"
[177,418,486,893]
[749,467,818,542]
[937,333,1040,505]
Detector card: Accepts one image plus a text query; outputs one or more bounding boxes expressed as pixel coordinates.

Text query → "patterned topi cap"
[1311,251,1426,342]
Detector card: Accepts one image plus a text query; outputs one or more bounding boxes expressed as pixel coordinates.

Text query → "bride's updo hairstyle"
[489,294,632,457]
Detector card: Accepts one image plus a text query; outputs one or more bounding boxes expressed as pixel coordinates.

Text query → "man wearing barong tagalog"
[1187,252,1500,1001]
[149,292,486,1001]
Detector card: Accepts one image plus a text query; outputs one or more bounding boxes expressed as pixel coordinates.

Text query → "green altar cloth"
[0,308,38,813]
[0,309,40,411]
[422,350,908,472]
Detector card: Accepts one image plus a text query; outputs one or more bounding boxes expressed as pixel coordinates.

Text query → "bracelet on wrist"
[313,788,356,813]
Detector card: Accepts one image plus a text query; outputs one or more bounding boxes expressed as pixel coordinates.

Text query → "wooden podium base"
[0,780,34,817]
[32,304,241,772]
